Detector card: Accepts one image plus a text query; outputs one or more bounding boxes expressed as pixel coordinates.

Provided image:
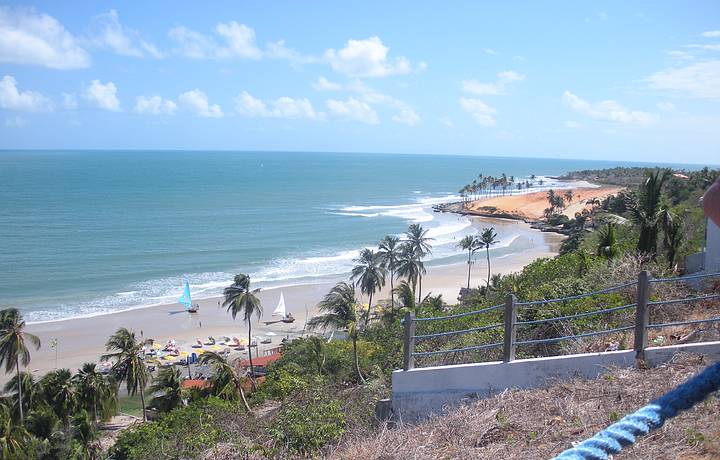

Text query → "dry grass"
[329,353,720,460]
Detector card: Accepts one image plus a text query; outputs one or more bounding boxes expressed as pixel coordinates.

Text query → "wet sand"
[19,221,565,382]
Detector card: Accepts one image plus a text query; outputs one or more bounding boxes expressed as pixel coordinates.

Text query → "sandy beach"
[463,185,624,220]
[19,218,565,382]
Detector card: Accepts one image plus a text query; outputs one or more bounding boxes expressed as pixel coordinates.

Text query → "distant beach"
[21,218,564,380]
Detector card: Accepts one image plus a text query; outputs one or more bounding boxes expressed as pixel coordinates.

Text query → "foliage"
[269,390,346,456]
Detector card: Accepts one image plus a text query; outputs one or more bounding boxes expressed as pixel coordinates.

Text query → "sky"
[0,1,719,164]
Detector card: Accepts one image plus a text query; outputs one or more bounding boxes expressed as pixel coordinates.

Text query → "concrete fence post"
[634,270,650,363]
[403,311,416,371]
[503,293,517,362]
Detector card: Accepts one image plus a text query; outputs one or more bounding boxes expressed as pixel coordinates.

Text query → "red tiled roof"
[181,379,211,389]
[240,352,282,367]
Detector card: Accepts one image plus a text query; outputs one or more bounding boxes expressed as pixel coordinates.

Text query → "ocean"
[0,151,699,322]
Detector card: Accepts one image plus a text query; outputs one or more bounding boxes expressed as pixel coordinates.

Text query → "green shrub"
[269,392,346,456]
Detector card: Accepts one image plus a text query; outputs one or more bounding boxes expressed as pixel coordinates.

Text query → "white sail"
[273,292,286,317]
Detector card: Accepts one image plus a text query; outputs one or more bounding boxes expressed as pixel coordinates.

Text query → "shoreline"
[18,219,565,382]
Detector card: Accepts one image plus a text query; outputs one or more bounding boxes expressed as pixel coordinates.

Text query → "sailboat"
[272,292,295,323]
[179,280,198,313]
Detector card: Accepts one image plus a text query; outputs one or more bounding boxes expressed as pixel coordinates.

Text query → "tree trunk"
[236,382,251,413]
[390,270,395,314]
[139,385,147,422]
[352,334,365,384]
[418,274,423,304]
[486,247,491,288]
[466,249,472,290]
[248,321,257,390]
[365,291,373,328]
[16,356,23,423]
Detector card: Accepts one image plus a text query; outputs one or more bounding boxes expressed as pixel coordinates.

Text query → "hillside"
[328,353,720,460]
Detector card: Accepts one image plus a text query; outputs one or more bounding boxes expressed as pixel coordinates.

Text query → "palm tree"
[0,308,40,423]
[564,189,574,205]
[628,169,671,254]
[71,409,101,460]
[479,228,499,288]
[222,274,263,381]
[73,363,116,423]
[392,280,416,313]
[404,224,433,302]
[101,328,148,421]
[308,282,364,383]
[198,351,251,412]
[148,367,183,414]
[0,404,31,459]
[351,249,386,327]
[38,369,76,427]
[457,235,480,290]
[596,222,619,259]
[661,210,683,269]
[396,243,426,302]
[377,235,401,312]
[2,371,35,421]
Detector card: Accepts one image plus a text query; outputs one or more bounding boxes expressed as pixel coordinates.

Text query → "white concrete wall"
[706,219,720,272]
[392,341,720,422]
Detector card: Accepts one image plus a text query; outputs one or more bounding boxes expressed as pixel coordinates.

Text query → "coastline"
[20,219,565,381]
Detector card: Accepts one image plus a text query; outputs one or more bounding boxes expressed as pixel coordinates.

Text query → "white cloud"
[266,40,316,64]
[62,92,77,110]
[459,97,497,126]
[392,106,420,126]
[645,60,720,100]
[234,91,320,120]
[5,115,26,127]
[484,48,499,55]
[0,75,53,112]
[178,89,223,118]
[656,101,675,112]
[326,97,379,124]
[324,36,411,77]
[313,76,342,91]
[169,21,261,60]
[88,10,162,58]
[687,43,720,52]
[135,95,177,115]
[215,21,262,59]
[462,70,525,96]
[0,6,90,69]
[701,31,720,38]
[562,90,655,125]
[83,80,120,111]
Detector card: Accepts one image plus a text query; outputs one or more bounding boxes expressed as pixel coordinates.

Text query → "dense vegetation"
[1,166,717,459]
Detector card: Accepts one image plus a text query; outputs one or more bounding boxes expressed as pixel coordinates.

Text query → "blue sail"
[179,280,192,310]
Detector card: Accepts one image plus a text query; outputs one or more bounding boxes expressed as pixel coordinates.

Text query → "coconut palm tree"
[351,249,386,327]
[628,169,671,255]
[396,243,426,301]
[457,235,481,290]
[392,280,416,314]
[661,210,683,269]
[564,189,574,204]
[101,328,148,421]
[377,235,401,312]
[38,369,76,427]
[199,351,251,412]
[2,371,35,421]
[148,367,183,414]
[0,404,31,458]
[0,308,40,423]
[596,222,619,259]
[479,228,499,288]
[222,274,263,381]
[404,224,433,302]
[73,363,116,423]
[71,409,101,460]
[308,282,364,383]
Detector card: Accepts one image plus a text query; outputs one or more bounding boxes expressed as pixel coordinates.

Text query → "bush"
[269,391,346,456]
[109,398,238,460]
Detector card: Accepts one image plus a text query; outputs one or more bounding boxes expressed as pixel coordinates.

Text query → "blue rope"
[553,360,720,460]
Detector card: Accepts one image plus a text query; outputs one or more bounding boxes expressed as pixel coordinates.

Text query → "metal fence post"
[634,270,650,363]
[503,293,517,362]
[403,311,416,371]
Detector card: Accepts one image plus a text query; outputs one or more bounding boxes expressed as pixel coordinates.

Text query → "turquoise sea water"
[0,151,700,322]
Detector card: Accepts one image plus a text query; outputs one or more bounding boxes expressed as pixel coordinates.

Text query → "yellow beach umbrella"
[209,345,222,352]
[179,351,189,357]
[194,348,205,355]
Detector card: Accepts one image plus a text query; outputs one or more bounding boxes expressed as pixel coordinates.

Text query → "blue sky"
[0,1,718,164]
